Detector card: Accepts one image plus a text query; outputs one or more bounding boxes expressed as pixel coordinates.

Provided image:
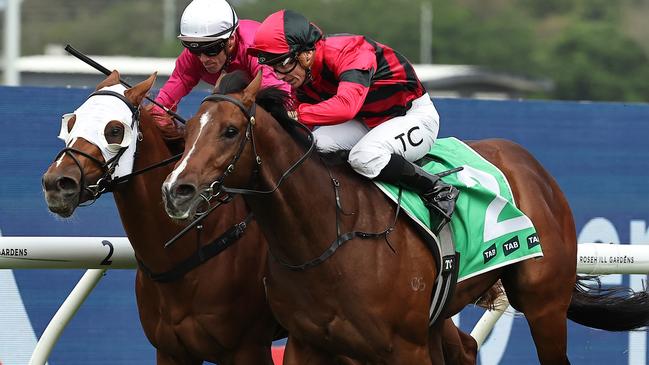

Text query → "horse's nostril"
[174,184,196,198]
[57,176,79,193]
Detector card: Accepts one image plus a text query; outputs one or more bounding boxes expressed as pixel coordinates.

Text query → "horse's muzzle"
[42,173,80,217]
[162,181,199,220]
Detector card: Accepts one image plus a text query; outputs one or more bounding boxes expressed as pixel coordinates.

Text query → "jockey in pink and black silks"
[151,0,289,128]
[248,9,460,227]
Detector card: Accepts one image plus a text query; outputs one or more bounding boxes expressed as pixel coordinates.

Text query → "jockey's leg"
[312,119,369,153]
[346,94,458,230]
[375,153,459,231]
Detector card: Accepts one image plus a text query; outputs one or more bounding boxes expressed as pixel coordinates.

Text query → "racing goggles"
[182,40,227,57]
[257,52,298,74]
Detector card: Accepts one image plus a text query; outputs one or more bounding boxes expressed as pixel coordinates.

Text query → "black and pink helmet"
[248,10,322,65]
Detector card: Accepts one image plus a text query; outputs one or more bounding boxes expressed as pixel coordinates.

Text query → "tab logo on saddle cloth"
[527,233,541,249]
[483,235,525,263]
[503,236,521,256]
[483,244,497,264]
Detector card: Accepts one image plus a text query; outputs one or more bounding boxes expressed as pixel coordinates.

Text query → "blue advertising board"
[0,85,647,364]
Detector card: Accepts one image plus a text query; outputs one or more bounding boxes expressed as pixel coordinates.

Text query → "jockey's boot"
[376,154,459,231]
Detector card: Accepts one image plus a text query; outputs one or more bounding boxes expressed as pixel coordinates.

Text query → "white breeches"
[313,94,440,178]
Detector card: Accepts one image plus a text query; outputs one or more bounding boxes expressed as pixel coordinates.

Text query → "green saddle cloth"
[375,137,543,281]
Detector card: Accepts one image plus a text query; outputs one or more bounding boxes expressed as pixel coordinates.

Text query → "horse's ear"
[241,71,262,107]
[212,72,228,94]
[125,72,157,106]
[95,70,121,91]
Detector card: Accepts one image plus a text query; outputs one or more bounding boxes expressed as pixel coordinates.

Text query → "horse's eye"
[224,126,239,139]
[110,126,122,137]
[104,122,125,144]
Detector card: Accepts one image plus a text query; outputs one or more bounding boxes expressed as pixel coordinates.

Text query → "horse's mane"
[217,71,311,148]
[142,104,185,154]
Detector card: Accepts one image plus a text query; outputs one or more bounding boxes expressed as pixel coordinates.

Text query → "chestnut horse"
[42,71,280,365]
[162,71,649,364]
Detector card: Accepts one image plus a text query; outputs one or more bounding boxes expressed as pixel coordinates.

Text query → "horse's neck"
[116,115,172,198]
[112,116,194,268]
[246,116,365,263]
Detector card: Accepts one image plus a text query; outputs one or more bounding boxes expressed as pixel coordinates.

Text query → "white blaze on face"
[55,137,79,168]
[167,111,212,186]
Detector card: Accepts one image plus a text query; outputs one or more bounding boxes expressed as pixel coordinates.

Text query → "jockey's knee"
[348,146,391,179]
[313,133,340,153]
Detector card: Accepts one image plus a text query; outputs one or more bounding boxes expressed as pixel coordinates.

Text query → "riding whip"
[64,44,187,125]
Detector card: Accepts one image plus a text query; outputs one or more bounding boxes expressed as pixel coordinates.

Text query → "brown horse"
[42,71,280,365]
[162,72,649,364]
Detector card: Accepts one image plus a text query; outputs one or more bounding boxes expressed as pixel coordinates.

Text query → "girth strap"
[423,224,459,326]
[272,230,383,271]
[269,162,396,272]
[138,213,254,283]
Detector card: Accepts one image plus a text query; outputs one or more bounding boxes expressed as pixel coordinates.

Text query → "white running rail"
[1,237,647,362]
[471,242,649,349]
[0,237,135,365]
[0,236,136,269]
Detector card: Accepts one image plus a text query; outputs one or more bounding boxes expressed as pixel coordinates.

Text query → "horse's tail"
[567,275,649,331]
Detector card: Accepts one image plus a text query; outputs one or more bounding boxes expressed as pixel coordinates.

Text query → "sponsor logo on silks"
[483,243,497,264]
[527,233,540,249]
[502,236,520,256]
[394,126,423,151]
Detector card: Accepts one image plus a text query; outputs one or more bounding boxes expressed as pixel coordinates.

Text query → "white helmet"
[178,0,239,42]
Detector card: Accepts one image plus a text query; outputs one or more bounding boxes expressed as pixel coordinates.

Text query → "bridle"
[52,89,261,280]
[54,90,140,204]
[196,93,316,204]
[162,92,315,248]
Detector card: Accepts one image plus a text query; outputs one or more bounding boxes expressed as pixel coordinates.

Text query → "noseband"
[54,90,140,202]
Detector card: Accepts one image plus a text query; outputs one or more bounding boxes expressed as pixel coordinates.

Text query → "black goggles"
[182,40,227,57]
[257,52,298,74]
[257,51,294,65]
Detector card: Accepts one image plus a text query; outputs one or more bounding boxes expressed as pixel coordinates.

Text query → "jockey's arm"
[151,50,203,123]
[297,71,372,126]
